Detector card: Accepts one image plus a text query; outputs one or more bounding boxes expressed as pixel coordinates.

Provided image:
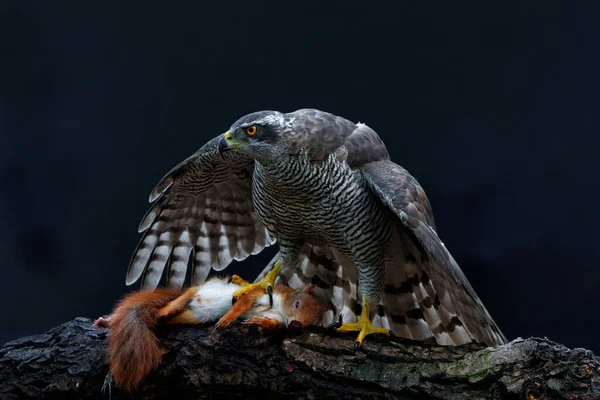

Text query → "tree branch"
[1,317,599,399]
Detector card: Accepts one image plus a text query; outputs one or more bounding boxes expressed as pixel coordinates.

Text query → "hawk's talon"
[327,314,343,330]
[231,262,282,306]
[267,285,274,306]
[335,300,389,348]
[229,274,250,286]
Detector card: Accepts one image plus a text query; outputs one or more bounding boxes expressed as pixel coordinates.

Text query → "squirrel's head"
[284,285,328,330]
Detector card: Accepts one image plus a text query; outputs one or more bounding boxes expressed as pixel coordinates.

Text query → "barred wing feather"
[127,134,276,290]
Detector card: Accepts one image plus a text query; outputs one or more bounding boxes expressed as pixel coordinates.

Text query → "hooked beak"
[218,131,233,153]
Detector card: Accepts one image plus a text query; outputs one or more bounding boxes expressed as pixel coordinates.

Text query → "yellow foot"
[335,300,390,350]
[228,274,250,286]
[231,262,281,306]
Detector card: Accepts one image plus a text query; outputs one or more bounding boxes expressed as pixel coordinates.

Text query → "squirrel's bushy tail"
[104,288,184,391]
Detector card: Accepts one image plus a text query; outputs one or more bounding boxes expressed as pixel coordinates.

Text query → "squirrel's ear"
[303,284,316,294]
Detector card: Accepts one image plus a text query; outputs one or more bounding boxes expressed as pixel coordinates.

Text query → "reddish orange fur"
[158,287,199,320]
[244,316,285,331]
[163,309,202,325]
[101,288,185,391]
[96,282,328,391]
[273,284,294,296]
[294,295,328,327]
[214,286,264,329]
[279,284,329,329]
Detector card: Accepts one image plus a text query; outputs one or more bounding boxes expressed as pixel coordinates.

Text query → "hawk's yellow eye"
[246,125,257,136]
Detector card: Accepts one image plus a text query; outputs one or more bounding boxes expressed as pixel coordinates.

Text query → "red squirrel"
[94,274,327,391]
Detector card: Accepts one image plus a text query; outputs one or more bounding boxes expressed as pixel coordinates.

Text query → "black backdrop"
[1,2,599,353]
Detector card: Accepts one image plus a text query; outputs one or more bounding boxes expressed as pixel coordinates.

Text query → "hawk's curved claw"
[336,300,389,348]
[267,285,274,306]
[231,262,281,306]
[327,314,343,330]
[229,274,250,286]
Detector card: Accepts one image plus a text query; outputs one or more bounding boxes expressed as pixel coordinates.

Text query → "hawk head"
[218,110,293,162]
[218,108,358,162]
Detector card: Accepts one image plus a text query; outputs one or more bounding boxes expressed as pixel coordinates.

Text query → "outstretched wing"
[127,134,276,290]
[361,160,507,346]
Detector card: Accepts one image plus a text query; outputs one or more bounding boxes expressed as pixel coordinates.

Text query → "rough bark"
[0,317,598,399]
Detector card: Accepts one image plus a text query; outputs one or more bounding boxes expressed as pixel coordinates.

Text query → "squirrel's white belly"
[186,278,287,324]
[187,279,239,323]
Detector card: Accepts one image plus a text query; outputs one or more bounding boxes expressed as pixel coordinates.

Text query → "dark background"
[1,2,599,352]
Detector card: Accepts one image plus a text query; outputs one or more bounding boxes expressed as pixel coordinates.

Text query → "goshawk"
[126,108,506,347]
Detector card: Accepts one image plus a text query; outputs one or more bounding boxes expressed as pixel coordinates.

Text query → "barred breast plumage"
[252,150,392,303]
[254,152,390,252]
